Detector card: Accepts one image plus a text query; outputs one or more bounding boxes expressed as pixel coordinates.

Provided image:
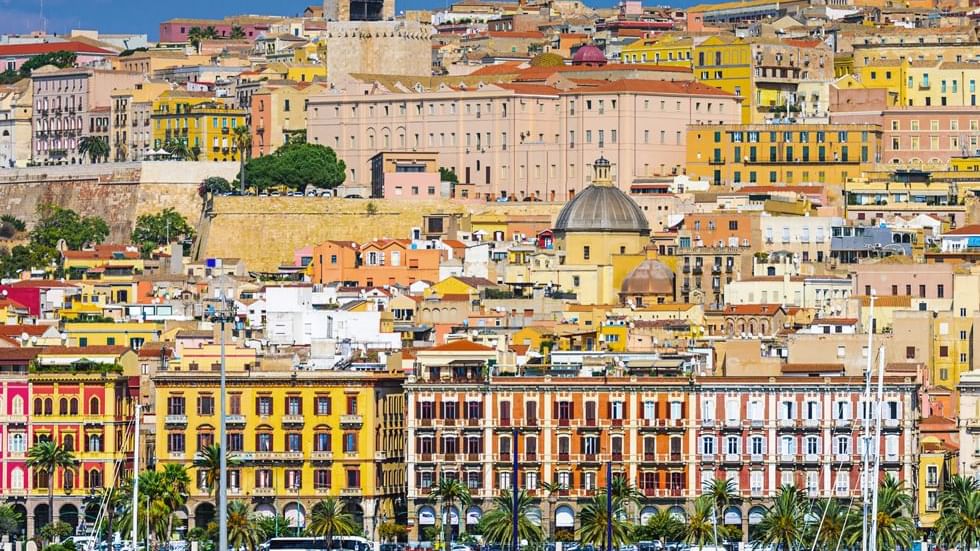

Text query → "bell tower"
[592,156,612,186]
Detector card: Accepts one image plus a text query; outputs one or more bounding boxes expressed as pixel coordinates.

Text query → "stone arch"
[255,504,276,518]
[723,506,742,526]
[668,505,686,521]
[465,505,482,527]
[417,505,436,527]
[59,503,79,530]
[34,504,50,535]
[555,504,575,529]
[342,501,364,530]
[194,502,215,529]
[11,504,26,538]
[284,502,306,528]
[639,506,658,525]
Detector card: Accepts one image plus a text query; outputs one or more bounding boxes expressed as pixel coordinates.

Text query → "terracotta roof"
[496,82,561,95]
[7,279,79,288]
[0,325,55,338]
[468,61,526,76]
[452,276,496,288]
[855,295,910,307]
[137,342,173,359]
[40,345,132,355]
[0,298,29,310]
[562,79,735,97]
[724,303,784,316]
[62,245,140,260]
[943,224,980,235]
[509,344,530,355]
[782,38,824,48]
[429,339,495,352]
[0,41,116,57]
[811,317,858,325]
[0,347,41,362]
[435,293,471,301]
[781,363,844,373]
[487,31,546,39]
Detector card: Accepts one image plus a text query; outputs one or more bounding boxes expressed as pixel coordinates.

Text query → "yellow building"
[917,435,956,529]
[597,319,628,351]
[686,123,882,186]
[151,90,247,162]
[620,35,694,68]
[693,36,834,123]
[932,312,974,389]
[61,245,144,281]
[251,82,328,157]
[64,321,163,350]
[152,359,405,537]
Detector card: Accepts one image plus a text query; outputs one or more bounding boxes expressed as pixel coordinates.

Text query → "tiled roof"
[429,339,495,352]
[723,303,784,316]
[0,347,42,362]
[562,78,735,97]
[943,224,980,235]
[781,363,844,373]
[7,279,79,288]
[0,41,116,57]
[40,345,132,355]
[0,325,53,338]
[487,31,546,39]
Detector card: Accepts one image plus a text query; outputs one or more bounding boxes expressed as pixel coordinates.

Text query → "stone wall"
[200,197,564,271]
[324,21,432,78]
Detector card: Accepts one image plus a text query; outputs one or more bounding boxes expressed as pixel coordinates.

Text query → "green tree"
[439,167,459,184]
[479,490,545,547]
[576,492,632,548]
[805,499,852,551]
[0,245,54,277]
[377,521,408,542]
[188,27,205,52]
[160,464,192,538]
[704,478,739,539]
[163,138,193,160]
[131,208,195,257]
[634,509,684,544]
[204,26,219,39]
[227,501,263,551]
[193,444,243,496]
[306,497,358,549]
[1,215,26,232]
[78,136,110,163]
[201,176,233,197]
[433,478,471,544]
[530,52,565,67]
[684,496,716,547]
[39,521,73,544]
[31,204,109,251]
[19,51,76,76]
[860,475,915,551]
[233,125,252,193]
[752,485,806,551]
[0,504,23,540]
[936,487,980,551]
[230,25,246,39]
[256,514,289,540]
[244,143,346,191]
[27,441,79,532]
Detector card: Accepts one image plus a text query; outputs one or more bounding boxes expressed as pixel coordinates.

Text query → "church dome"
[572,44,607,66]
[620,259,675,296]
[554,158,649,233]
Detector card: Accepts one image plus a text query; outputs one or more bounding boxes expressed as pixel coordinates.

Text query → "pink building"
[307,78,740,200]
[0,42,116,73]
[0,348,34,539]
[849,263,954,299]
[158,18,276,44]
[31,67,143,165]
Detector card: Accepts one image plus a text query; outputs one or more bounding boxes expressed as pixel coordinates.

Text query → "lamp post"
[207,298,235,551]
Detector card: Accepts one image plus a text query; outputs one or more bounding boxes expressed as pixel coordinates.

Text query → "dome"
[554,185,650,233]
[620,259,675,296]
[572,44,607,66]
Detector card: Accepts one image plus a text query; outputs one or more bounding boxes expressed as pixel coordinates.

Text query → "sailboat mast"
[132,404,141,551]
[860,293,875,551]
[868,347,886,551]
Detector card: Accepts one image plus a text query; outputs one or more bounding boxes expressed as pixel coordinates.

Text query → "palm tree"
[27,441,79,528]
[541,481,563,543]
[936,488,980,551]
[752,485,806,551]
[188,27,205,52]
[307,497,358,550]
[685,496,716,547]
[193,444,243,496]
[78,136,109,163]
[867,475,915,551]
[160,464,191,538]
[87,486,124,547]
[227,501,263,551]
[636,509,684,545]
[704,478,739,542]
[230,25,246,39]
[163,138,191,161]
[576,492,632,549]
[233,125,252,194]
[0,504,22,540]
[433,478,471,545]
[805,499,852,551]
[480,490,545,547]
[939,474,980,513]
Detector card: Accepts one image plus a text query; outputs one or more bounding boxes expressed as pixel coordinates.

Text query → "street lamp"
[206,297,236,551]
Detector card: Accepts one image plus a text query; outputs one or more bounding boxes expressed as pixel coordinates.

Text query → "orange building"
[310,239,443,287]
[679,212,758,249]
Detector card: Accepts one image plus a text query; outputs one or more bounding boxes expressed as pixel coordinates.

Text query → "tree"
[27,441,79,532]
[752,485,806,551]
[204,26,219,39]
[233,125,252,194]
[31,204,109,251]
[634,509,684,544]
[244,143,346,191]
[864,475,915,551]
[479,490,545,547]
[805,499,852,551]
[39,521,73,544]
[256,514,289,541]
[0,244,55,278]
[439,167,459,184]
[192,444,243,496]
[530,53,565,67]
[19,51,76,77]
[227,501,263,551]
[230,26,246,39]
[1,215,26,232]
[377,521,408,543]
[704,478,739,539]
[936,488,980,551]
[576,492,632,549]
[541,481,563,543]
[131,208,196,258]
[160,464,191,538]
[307,497,358,550]
[684,496,716,547]
[201,176,233,197]
[163,138,193,161]
[0,504,23,540]
[78,136,110,163]
[433,478,471,544]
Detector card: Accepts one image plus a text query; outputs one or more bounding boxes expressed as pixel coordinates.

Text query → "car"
[344,194,363,199]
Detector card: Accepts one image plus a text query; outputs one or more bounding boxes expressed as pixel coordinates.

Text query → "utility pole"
[209,299,235,551]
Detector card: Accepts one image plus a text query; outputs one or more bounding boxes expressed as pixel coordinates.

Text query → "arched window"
[10,433,25,452]
[63,469,74,491]
[69,398,78,415]
[87,434,102,452]
[12,396,23,415]
[63,434,74,452]
[34,398,43,415]
[59,398,68,415]
[89,397,100,415]
[87,469,102,488]
[34,471,49,489]
[10,467,24,489]
[44,398,53,415]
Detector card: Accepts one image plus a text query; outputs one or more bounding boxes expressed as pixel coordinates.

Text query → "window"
[256,396,273,416]
[316,397,331,415]
[197,395,214,416]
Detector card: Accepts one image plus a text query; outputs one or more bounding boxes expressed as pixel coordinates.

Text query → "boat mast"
[860,293,875,551]
[868,347,886,551]
[132,404,141,551]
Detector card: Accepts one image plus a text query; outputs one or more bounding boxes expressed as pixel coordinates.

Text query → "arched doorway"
[255,504,277,518]
[342,501,364,531]
[417,506,436,540]
[284,502,306,530]
[465,506,482,530]
[11,504,27,539]
[748,506,765,541]
[668,506,686,522]
[34,504,50,535]
[194,502,216,529]
[527,506,542,527]
[639,506,658,525]
[723,506,742,541]
[554,505,574,533]
[59,504,79,531]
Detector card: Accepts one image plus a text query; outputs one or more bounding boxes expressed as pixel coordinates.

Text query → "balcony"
[723,453,741,464]
[723,419,741,430]
[883,418,900,430]
[341,487,362,496]
[227,414,246,427]
[311,451,333,462]
[803,453,820,464]
[833,419,852,430]
[165,414,188,426]
[749,453,764,463]
[701,419,716,429]
[466,418,481,427]
[465,453,481,463]
[749,419,764,428]
[709,157,725,165]
[282,414,305,427]
[222,127,230,134]
[834,453,853,464]
[701,453,716,463]
[777,419,796,429]
[802,418,821,429]
[778,454,796,463]
[340,414,363,427]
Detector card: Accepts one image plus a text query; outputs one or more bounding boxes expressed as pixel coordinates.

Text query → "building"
[250,82,327,157]
[151,89,247,162]
[674,247,751,309]
[152,356,405,538]
[0,41,117,72]
[368,151,444,199]
[324,0,394,22]
[30,66,144,165]
[957,370,980,479]
[308,78,740,199]
[110,81,170,162]
[158,16,281,44]
[686,124,882,187]
[310,238,444,287]
[0,80,32,168]
[0,348,33,539]
[620,35,696,68]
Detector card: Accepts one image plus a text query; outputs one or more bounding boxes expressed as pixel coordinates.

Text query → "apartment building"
[686,123,882,187]
[405,340,919,542]
[110,81,170,162]
[30,66,144,165]
[307,79,740,200]
[153,361,405,538]
[0,349,32,539]
[151,89,247,162]
[250,82,327,157]
[673,247,752,309]
[0,80,32,168]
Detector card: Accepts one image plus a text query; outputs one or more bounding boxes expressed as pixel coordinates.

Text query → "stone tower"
[323,0,394,21]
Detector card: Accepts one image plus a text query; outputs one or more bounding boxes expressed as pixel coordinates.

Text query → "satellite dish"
[20,332,29,343]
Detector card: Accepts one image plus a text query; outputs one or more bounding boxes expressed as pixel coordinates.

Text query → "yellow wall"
[64,321,163,349]
[693,36,753,123]
[152,91,247,162]
[620,35,693,68]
